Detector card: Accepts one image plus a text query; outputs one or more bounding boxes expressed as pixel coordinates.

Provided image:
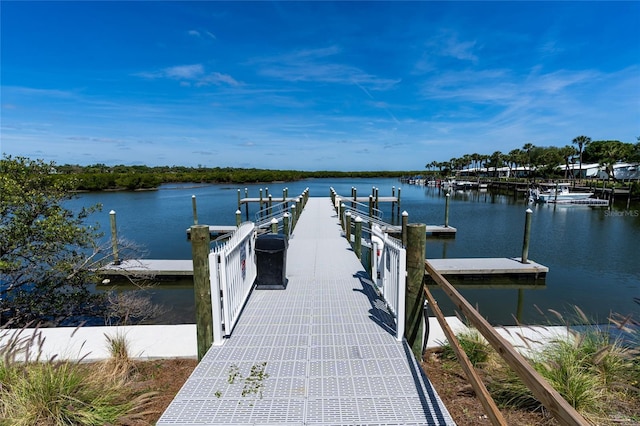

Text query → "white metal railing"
[371,224,406,341]
[209,222,257,345]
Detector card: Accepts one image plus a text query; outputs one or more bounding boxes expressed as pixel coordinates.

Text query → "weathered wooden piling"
[339,203,345,229]
[271,218,278,234]
[237,189,242,211]
[396,187,401,215]
[369,195,373,218]
[354,216,363,260]
[283,212,290,239]
[235,210,241,227]
[345,211,352,242]
[244,188,249,220]
[190,225,213,361]
[405,223,426,359]
[402,211,408,246]
[192,195,198,225]
[109,210,120,265]
[521,208,533,264]
[444,193,450,227]
[291,204,297,229]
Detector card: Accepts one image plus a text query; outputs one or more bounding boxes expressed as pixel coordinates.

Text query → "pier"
[157,197,455,425]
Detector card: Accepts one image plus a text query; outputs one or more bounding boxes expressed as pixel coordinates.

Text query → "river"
[66,178,640,327]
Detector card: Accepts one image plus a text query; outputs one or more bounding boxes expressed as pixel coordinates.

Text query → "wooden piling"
[192,195,198,225]
[354,216,363,260]
[190,225,213,361]
[401,211,408,246]
[405,223,426,359]
[291,204,297,230]
[283,212,290,239]
[236,210,241,227]
[109,210,120,265]
[369,195,373,218]
[345,211,352,242]
[244,188,249,220]
[339,203,345,230]
[444,193,450,227]
[271,218,278,234]
[521,208,533,264]
[397,187,401,215]
[268,194,273,216]
[237,189,241,211]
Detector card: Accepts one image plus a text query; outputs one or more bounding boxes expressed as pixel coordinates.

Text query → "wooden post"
[192,195,198,225]
[369,195,373,218]
[406,223,426,359]
[354,216,362,260]
[235,209,241,227]
[296,197,302,221]
[339,203,345,230]
[109,210,120,265]
[291,204,297,230]
[397,187,401,215]
[283,212,290,239]
[345,211,352,242]
[237,189,241,211]
[521,208,533,264]
[265,187,269,200]
[375,187,379,210]
[190,225,213,361]
[271,217,278,234]
[352,187,357,208]
[268,194,273,216]
[259,189,263,216]
[402,211,409,246]
[391,186,395,214]
[244,188,249,220]
[444,192,450,227]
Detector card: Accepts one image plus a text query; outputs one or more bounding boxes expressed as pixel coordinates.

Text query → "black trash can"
[255,233,288,289]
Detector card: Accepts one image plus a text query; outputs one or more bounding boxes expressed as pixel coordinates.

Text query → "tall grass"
[0,326,156,426]
[440,307,639,422]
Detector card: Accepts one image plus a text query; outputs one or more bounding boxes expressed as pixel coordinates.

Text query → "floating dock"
[100,259,193,278]
[383,224,457,236]
[186,225,237,239]
[426,257,548,278]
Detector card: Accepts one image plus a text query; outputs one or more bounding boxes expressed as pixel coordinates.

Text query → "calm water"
[67,178,640,326]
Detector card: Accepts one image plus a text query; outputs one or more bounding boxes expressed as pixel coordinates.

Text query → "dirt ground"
[128,354,555,426]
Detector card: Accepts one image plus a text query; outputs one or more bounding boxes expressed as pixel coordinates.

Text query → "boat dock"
[186,225,238,239]
[426,258,548,278]
[157,197,455,425]
[383,224,457,236]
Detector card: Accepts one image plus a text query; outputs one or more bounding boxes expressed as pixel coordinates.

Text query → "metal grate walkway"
[158,197,455,425]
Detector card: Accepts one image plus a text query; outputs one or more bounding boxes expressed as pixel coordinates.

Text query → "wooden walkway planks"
[157,197,455,426]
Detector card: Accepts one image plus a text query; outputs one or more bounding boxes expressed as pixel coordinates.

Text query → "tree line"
[426,137,640,181]
[50,163,420,191]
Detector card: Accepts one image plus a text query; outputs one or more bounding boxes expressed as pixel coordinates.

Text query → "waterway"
[66,178,640,327]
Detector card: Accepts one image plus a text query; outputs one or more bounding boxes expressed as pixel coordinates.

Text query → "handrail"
[424,259,589,425]
[209,222,257,344]
[371,225,406,341]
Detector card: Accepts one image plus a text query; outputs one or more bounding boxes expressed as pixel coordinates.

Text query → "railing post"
[405,223,426,359]
[339,203,345,230]
[401,211,408,247]
[296,197,302,220]
[283,212,290,239]
[190,225,213,361]
[521,208,533,264]
[345,211,352,242]
[444,192,450,227]
[291,204,297,230]
[192,195,198,225]
[354,216,363,260]
[271,217,278,234]
[235,209,241,227]
[109,210,120,265]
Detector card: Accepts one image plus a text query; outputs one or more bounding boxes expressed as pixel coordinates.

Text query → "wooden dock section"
[384,224,457,236]
[158,197,454,425]
[186,225,237,239]
[426,257,548,278]
[100,259,193,277]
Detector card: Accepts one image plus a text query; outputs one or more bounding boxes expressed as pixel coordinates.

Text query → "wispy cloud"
[426,30,479,63]
[136,64,241,87]
[188,29,216,39]
[253,46,400,91]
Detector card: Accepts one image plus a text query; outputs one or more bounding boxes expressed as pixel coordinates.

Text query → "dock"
[383,224,457,236]
[426,257,548,278]
[100,259,193,277]
[157,197,454,425]
[186,225,237,239]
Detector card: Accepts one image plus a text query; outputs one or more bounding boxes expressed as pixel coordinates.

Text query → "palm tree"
[572,135,591,180]
[522,143,534,178]
[558,145,577,179]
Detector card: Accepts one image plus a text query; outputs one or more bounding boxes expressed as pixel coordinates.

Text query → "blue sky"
[2,1,639,171]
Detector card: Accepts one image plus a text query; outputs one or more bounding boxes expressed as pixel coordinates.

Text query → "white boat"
[530,184,594,203]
